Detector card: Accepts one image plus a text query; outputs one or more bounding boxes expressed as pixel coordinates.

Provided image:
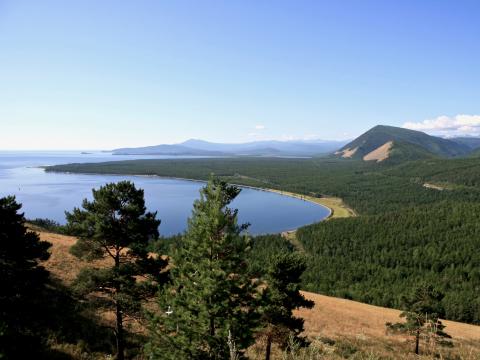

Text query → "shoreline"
[44,168,355,231]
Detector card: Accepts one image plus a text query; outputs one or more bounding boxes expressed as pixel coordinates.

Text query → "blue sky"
[0,0,479,149]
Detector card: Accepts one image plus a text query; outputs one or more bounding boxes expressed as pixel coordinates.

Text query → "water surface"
[0,151,330,235]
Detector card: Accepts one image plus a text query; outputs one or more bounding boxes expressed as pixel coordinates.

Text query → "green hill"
[335,125,470,162]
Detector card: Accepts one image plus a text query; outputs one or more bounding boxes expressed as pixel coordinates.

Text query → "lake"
[0,151,330,235]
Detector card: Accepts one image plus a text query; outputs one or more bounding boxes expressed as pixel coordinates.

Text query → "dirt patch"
[363,141,393,162]
[423,183,444,191]
[335,147,358,158]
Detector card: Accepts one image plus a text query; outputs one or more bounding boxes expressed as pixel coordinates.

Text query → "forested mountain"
[335,125,471,162]
[113,127,480,160]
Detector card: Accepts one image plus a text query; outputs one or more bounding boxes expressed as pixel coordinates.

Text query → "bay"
[0,151,330,235]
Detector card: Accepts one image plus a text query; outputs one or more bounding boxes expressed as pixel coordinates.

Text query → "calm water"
[0,151,330,236]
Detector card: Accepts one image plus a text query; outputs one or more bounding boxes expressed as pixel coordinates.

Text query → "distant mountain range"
[335,125,480,162]
[112,126,480,162]
[449,137,480,150]
[112,139,348,157]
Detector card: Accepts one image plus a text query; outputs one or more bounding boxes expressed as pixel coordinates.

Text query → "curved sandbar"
[44,167,354,232]
[240,187,355,221]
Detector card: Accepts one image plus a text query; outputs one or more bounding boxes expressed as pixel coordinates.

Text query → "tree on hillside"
[386,283,452,355]
[260,252,314,360]
[0,196,51,358]
[146,178,260,360]
[66,181,168,360]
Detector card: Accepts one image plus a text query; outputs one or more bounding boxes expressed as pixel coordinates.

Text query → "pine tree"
[386,283,452,355]
[0,196,51,358]
[66,181,167,360]
[260,252,314,360]
[147,178,260,359]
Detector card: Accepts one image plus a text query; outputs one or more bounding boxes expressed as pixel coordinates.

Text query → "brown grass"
[38,230,480,359]
[39,231,113,285]
[297,291,480,341]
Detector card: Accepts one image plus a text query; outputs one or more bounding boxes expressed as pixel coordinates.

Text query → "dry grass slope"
[38,230,480,359]
[39,231,113,285]
[297,291,480,341]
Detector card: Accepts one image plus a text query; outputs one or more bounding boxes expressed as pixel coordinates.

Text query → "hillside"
[450,137,480,150]
[38,230,480,359]
[335,125,470,162]
[297,291,480,342]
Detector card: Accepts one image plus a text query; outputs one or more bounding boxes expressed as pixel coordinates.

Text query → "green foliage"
[297,201,480,323]
[248,234,295,276]
[386,141,438,163]
[384,157,480,187]
[28,217,68,234]
[386,284,452,354]
[66,181,167,360]
[0,196,52,358]
[147,234,183,255]
[260,253,314,359]
[147,179,260,359]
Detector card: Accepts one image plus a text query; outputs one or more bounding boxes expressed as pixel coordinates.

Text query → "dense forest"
[297,201,480,323]
[47,156,480,325]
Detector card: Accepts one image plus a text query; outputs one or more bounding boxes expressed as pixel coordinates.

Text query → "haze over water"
[0,151,330,235]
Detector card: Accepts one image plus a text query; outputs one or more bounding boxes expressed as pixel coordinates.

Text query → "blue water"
[0,151,330,236]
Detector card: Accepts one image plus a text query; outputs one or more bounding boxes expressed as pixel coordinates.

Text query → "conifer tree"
[147,178,259,359]
[66,181,167,360]
[0,196,51,358]
[260,252,314,360]
[386,283,452,355]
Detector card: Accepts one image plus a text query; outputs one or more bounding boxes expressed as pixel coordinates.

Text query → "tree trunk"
[228,330,238,360]
[414,330,420,355]
[116,303,125,360]
[115,253,125,360]
[265,335,272,360]
[210,316,215,336]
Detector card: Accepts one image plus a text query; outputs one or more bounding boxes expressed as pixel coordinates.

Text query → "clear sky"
[1,0,479,150]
